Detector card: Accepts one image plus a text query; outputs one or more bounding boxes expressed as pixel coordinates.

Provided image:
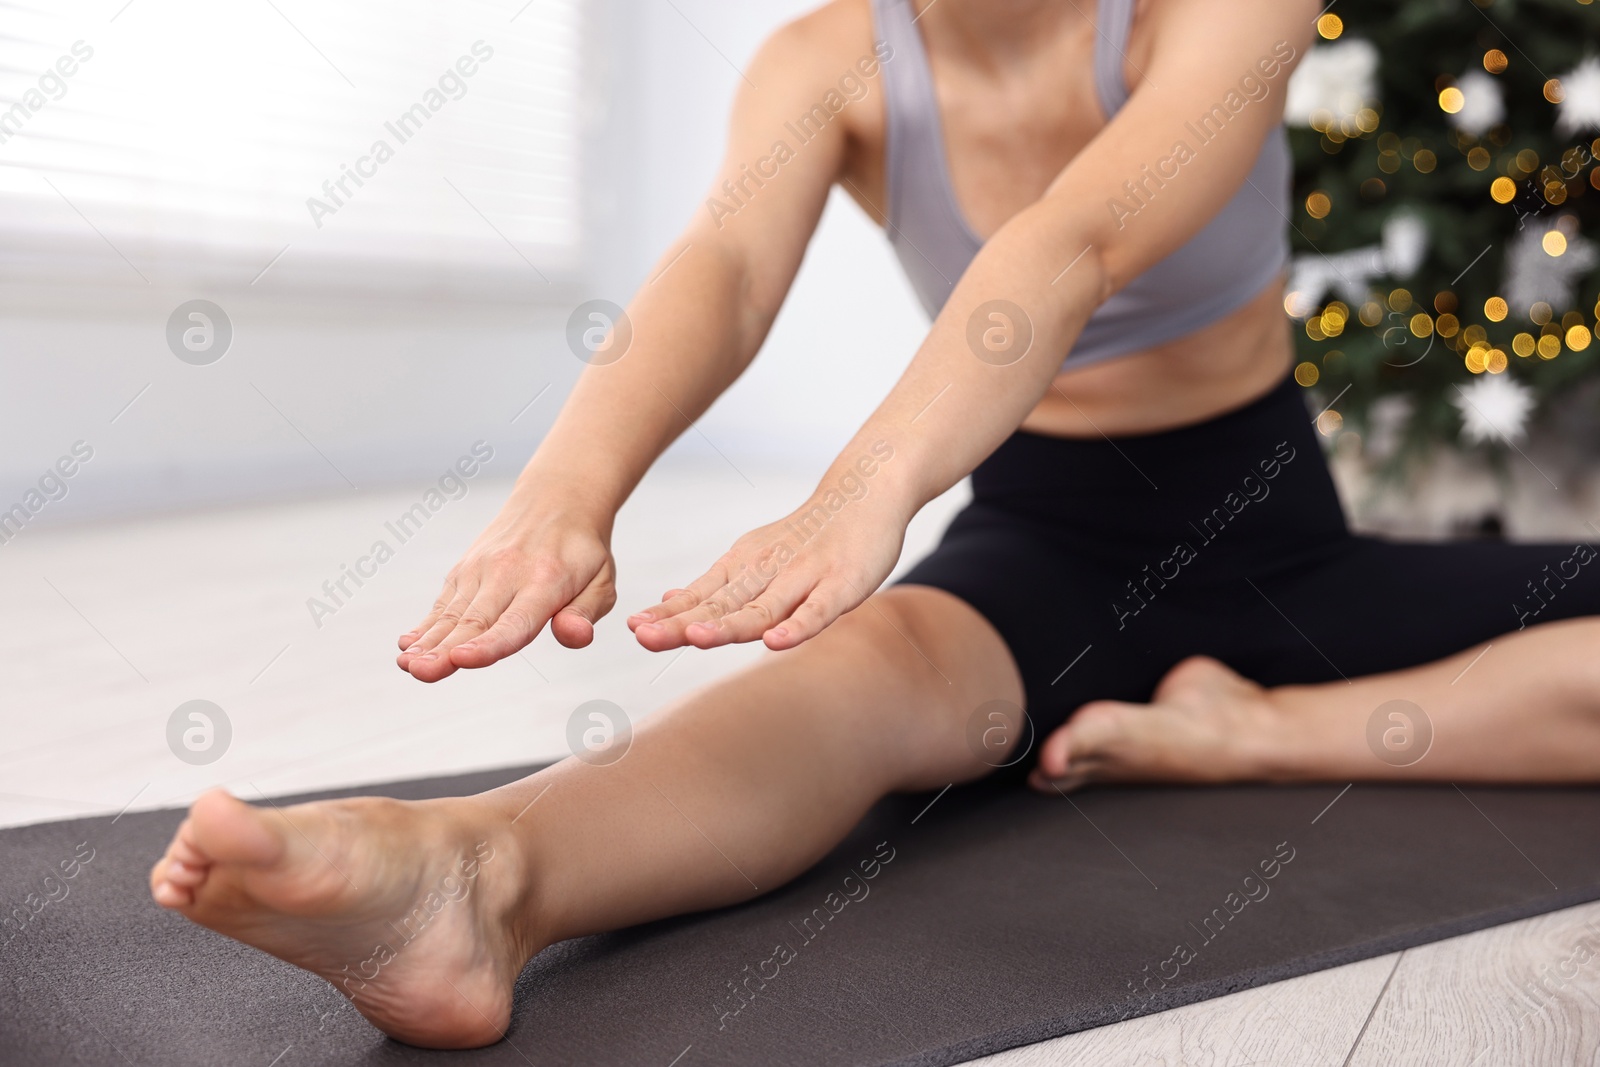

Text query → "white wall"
[0,0,929,530]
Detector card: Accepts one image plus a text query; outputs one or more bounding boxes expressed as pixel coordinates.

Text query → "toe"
[1032,700,1131,787]
[162,859,209,888]
[168,830,208,869]
[187,789,286,867]
[151,878,194,908]
[1036,721,1074,781]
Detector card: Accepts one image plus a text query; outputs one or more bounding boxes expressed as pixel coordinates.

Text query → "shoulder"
[735,0,890,146]
[1138,0,1318,54]
[756,0,876,67]
[745,0,886,104]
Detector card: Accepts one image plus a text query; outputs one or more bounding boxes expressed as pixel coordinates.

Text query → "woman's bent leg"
[1037,617,1600,787]
[148,586,1022,1048]
[1036,536,1600,787]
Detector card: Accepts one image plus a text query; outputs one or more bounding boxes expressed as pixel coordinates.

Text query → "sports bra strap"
[1092,0,1136,116]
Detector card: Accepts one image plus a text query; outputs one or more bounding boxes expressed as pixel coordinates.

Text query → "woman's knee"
[799,587,1027,778]
[810,586,1020,702]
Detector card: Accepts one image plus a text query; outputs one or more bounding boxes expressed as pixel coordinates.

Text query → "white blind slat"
[0,0,585,291]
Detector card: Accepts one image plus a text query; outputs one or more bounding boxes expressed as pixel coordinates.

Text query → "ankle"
[450,796,556,963]
[1248,685,1346,780]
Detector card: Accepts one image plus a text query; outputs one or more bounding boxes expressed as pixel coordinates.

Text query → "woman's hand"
[397,503,617,682]
[627,474,911,653]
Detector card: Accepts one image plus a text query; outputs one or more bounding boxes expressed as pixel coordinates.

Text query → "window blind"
[0,0,584,295]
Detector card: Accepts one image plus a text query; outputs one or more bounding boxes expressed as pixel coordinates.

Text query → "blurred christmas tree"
[1284,0,1600,469]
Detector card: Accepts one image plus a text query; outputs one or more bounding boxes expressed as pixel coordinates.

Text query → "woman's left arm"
[631,0,1317,652]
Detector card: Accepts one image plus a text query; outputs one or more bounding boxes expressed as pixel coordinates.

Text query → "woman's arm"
[632,0,1317,652]
[398,12,869,680]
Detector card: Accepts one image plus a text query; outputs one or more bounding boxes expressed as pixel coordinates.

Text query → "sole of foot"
[150,788,538,1048]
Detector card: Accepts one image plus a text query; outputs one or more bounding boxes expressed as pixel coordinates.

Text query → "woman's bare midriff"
[1020,271,1295,439]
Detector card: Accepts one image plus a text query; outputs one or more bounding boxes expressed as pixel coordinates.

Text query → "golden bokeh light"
[1490,176,1516,203]
[1486,349,1509,374]
[1294,361,1320,387]
[1317,13,1343,38]
[1567,325,1592,351]
[1306,191,1332,218]
[1543,231,1568,256]
[1409,313,1433,337]
[1484,296,1508,321]
[1513,333,1535,357]
[1436,313,1460,337]
[1438,87,1464,113]
[1538,334,1562,359]
[1465,346,1488,373]
[1483,49,1508,74]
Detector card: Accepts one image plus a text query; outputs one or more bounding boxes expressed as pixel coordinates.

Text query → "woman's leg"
[148,586,1023,1048]
[1036,537,1600,787]
[1036,617,1600,786]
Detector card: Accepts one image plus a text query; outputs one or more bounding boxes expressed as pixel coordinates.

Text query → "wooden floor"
[3,467,1596,1066]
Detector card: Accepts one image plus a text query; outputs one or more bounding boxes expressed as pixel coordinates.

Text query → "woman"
[149,0,1600,1048]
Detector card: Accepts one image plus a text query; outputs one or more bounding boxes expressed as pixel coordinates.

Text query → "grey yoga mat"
[3,764,1598,1067]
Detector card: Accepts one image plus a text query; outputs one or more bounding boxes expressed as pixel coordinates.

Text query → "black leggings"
[894,371,1600,739]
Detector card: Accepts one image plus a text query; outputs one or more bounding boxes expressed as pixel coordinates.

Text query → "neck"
[914,0,1090,64]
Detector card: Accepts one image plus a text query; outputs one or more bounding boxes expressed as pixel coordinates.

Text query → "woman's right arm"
[397,11,863,681]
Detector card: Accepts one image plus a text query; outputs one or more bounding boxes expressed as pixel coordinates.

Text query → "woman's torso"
[833,0,1295,438]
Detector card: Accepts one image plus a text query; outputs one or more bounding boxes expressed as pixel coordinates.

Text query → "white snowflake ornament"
[1284,39,1379,127]
[1452,374,1536,445]
[1381,212,1428,277]
[1447,70,1505,137]
[1502,218,1599,315]
[1283,210,1427,317]
[1555,56,1600,136]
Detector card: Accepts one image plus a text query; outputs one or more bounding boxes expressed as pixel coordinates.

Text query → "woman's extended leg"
[148,586,1023,1048]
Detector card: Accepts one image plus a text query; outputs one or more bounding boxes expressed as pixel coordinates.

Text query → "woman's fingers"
[627,582,713,630]
[628,564,730,647]
[397,587,457,652]
[764,581,851,650]
[408,584,516,681]
[682,571,824,647]
[637,563,831,651]
[397,579,478,670]
[448,590,553,667]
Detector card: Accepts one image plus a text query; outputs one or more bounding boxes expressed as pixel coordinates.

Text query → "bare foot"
[149,790,540,1048]
[1029,656,1297,792]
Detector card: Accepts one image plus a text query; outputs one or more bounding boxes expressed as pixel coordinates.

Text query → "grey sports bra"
[870,0,1291,368]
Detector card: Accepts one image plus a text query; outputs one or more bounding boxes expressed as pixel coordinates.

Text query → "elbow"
[997,205,1117,311]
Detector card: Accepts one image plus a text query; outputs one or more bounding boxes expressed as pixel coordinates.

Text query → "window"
[0,0,585,296]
